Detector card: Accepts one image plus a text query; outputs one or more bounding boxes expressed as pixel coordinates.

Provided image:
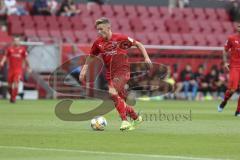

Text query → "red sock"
[237,96,240,112]
[125,105,138,120]
[11,88,18,101]
[111,95,127,120]
[223,90,233,102]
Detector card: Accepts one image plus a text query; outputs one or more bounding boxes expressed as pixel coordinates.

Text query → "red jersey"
[6,46,27,72]
[224,34,240,68]
[90,33,136,80]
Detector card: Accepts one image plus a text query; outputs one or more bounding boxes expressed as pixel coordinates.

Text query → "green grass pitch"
[0,99,239,160]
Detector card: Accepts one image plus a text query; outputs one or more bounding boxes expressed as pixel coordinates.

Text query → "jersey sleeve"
[5,48,10,58]
[22,47,28,59]
[120,34,137,46]
[224,37,232,52]
[90,40,100,56]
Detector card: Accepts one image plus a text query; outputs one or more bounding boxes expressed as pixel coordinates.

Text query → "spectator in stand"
[180,64,198,100]
[57,0,80,17]
[87,0,107,10]
[168,0,190,13]
[0,1,6,15]
[194,65,208,100]
[205,66,219,99]
[226,0,240,21]
[47,0,58,15]
[4,0,28,15]
[32,0,51,16]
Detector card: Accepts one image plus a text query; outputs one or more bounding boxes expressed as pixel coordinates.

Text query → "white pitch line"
[0,145,227,160]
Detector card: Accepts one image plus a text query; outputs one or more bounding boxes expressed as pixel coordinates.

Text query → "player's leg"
[108,85,132,130]
[10,74,21,103]
[235,95,240,116]
[235,69,240,116]
[218,68,238,112]
[112,75,142,128]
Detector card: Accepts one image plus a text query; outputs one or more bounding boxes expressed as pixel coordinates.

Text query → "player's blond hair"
[95,17,111,27]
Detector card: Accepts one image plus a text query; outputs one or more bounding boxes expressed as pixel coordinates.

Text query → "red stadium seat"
[9,23,24,35]
[134,34,150,44]
[87,32,98,43]
[216,8,230,21]
[102,5,115,18]
[113,5,127,18]
[200,21,213,34]
[205,8,218,21]
[182,8,195,20]
[216,34,228,46]
[153,21,167,33]
[130,18,144,32]
[193,8,207,20]
[49,30,62,39]
[192,34,207,46]
[159,33,172,45]
[171,8,185,20]
[147,32,160,45]
[74,31,88,44]
[221,22,235,34]
[142,19,155,32]
[165,19,179,33]
[32,16,45,24]
[189,20,202,34]
[205,35,219,46]
[70,16,85,31]
[148,6,160,20]
[136,5,150,19]
[7,15,21,25]
[118,18,131,32]
[159,6,170,18]
[182,34,195,46]
[210,21,224,34]
[37,29,49,38]
[177,19,190,33]
[24,29,37,38]
[124,5,138,18]
[170,33,184,45]
[62,30,77,43]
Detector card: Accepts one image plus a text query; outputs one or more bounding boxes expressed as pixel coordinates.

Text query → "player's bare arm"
[24,57,32,73]
[223,50,229,71]
[0,54,7,69]
[79,55,95,83]
[134,41,152,68]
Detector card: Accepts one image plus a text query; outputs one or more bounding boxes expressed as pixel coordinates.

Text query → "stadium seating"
[5,3,234,46]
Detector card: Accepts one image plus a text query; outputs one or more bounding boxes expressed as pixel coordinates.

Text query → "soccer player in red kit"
[0,37,31,103]
[79,17,152,130]
[218,23,240,116]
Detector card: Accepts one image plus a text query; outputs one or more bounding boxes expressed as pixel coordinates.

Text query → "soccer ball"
[90,116,107,131]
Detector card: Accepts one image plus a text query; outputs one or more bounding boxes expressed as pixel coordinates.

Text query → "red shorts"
[108,71,130,100]
[228,67,240,90]
[8,71,22,84]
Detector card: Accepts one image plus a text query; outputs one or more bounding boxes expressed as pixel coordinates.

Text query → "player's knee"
[109,87,118,96]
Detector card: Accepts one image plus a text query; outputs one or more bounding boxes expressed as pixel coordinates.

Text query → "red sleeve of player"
[90,40,100,56]
[22,47,28,59]
[224,37,232,52]
[5,48,10,58]
[120,34,137,46]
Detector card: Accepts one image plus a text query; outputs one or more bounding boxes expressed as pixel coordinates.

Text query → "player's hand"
[145,58,153,69]
[27,68,32,73]
[79,69,86,83]
[224,62,230,71]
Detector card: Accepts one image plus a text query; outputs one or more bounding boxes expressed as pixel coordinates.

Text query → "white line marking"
[0,145,228,160]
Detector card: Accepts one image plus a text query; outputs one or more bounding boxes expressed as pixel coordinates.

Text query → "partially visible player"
[79,17,152,130]
[218,23,240,116]
[0,37,31,103]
